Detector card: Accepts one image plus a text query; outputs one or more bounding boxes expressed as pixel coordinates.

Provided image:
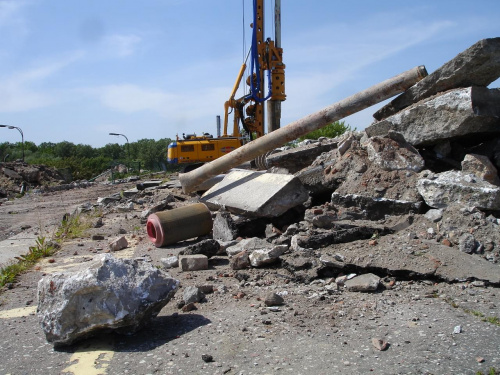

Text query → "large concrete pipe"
[146,203,212,247]
[180,65,428,194]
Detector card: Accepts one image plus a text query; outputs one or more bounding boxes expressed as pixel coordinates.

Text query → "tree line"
[0,122,351,181]
[0,138,175,180]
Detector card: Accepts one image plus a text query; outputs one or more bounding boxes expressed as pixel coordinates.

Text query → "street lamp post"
[0,125,24,162]
[109,133,130,161]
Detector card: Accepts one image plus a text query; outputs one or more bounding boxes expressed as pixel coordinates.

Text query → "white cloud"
[0,52,84,112]
[282,17,456,123]
[96,83,227,120]
[0,0,29,30]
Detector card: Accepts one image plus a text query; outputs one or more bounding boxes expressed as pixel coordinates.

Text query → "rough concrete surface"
[0,181,499,375]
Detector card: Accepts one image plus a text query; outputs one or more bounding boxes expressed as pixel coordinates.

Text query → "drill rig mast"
[223,0,286,140]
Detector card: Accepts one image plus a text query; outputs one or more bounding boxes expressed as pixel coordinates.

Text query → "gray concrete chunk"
[201,170,309,218]
[374,37,500,121]
[37,254,179,346]
[179,255,209,271]
[344,273,380,292]
[366,87,500,147]
[417,170,500,210]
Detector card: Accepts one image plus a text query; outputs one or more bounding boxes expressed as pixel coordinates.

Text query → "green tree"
[135,138,171,170]
[54,141,76,158]
[24,141,38,154]
[38,142,56,156]
[74,144,97,159]
[297,121,352,141]
[0,142,13,161]
[99,143,124,160]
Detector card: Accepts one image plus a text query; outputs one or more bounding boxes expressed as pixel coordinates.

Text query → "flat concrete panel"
[201,170,309,218]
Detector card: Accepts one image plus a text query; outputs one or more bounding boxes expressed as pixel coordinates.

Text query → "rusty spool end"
[146,213,165,247]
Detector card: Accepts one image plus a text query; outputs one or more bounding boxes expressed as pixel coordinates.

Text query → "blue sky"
[0,0,499,148]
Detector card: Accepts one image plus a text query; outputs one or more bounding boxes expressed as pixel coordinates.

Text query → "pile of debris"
[37,38,500,347]
[0,161,67,198]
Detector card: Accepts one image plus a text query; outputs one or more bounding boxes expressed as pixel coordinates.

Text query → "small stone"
[183,286,205,304]
[92,235,105,241]
[179,255,208,271]
[424,209,443,222]
[201,354,213,363]
[345,273,380,292]
[476,357,485,363]
[264,292,284,306]
[441,239,452,247]
[234,291,246,299]
[335,276,347,285]
[231,250,251,270]
[109,236,128,251]
[459,233,477,254]
[197,284,215,294]
[161,256,179,269]
[371,338,389,351]
[453,325,462,334]
[182,302,197,312]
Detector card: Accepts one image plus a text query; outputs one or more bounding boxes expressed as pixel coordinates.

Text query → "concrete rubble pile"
[174,38,500,283]
[0,161,67,198]
[36,38,500,346]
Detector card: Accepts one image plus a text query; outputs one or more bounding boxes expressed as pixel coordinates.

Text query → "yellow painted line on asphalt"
[112,247,135,259]
[62,338,115,375]
[0,305,37,318]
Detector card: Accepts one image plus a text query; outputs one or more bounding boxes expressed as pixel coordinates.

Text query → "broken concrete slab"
[201,170,309,218]
[417,170,500,210]
[290,224,392,250]
[179,239,220,258]
[297,134,425,214]
[374,38,500,121]
[226,237,273,257]
[37,254,179,346]
[136,180,163,190]
[325,235,500,285]
[265,139,338,173]
[331,193,424,221]
[366,87,500,147]
[140,194,175,223]
[97,195,121,205]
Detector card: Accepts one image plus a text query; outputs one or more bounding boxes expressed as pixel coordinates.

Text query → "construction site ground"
[0,180,499,375]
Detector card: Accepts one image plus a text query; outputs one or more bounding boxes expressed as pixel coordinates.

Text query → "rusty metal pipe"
[180,65,427,194]
[146,203,212,247]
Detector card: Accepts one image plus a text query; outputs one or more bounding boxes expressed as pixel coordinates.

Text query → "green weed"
[464,308,500,327]
[476,368,499,375]
[55,213,91,240]
[0,236,56,288]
